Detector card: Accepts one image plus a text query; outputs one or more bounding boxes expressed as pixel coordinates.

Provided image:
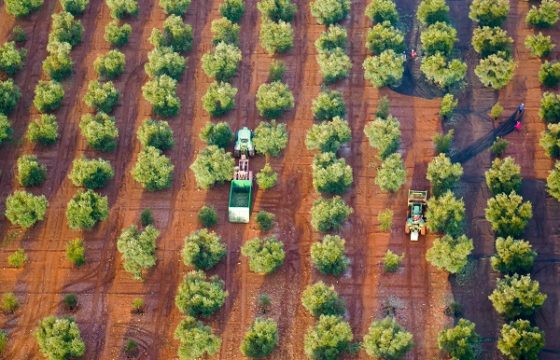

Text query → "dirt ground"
[0,0,558,359]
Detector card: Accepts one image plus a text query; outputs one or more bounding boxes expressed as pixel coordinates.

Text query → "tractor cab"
[405,190,428,241]
[234,127,255,157]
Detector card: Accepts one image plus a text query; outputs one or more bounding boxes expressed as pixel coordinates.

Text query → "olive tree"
[220,0,245,22]
[0,41,27,76]
[437,319,479,360]
[199,121,233,148]
[142,75,180,117]
[489,274,547,319]
[375,153,406,192]
[310,0,351,25]
[68,157,114,189]
[27,114,58,145]
[420,22,457,57]
[315,25,347,52]
[366,21,405,54]
[190,145,235,189]
[260,20,294,55]
[149,15,193,53]
[363,50,405,88]
[539,92,560,124]
[525,33,554,58]
[498,320,544,360]
[17,155,47,187]
[257,0,296,22]
[420,54,467,90]
[48,11,83,47]
[256,163,278,190]
[145,47,186,79]
[310,234,349,276]
[253,120,289,157]
[365,0,398,25]
[159,0,190,15]
[94,49,125,79]
[198,205,218,227]
[310,196,353,232]
[43,41,73,80]
[426,191,465,237]
[363,317,414,360]
[5,191,48,228]
[0,79,21,115]
[34,316,85,360]
[301,282,345,317]
[539,61,560,87]
[485,156,522,195]
[182,228,226,270]
[211,17,240,45]
[33,80,64,113]
[131,146,174,191]
[116,223,159,280]
[304,315,353,359]
[84,80,119,113]
[60,0,89,15]
[201,42,241,81]
[79,112,119,151]
[312,152,353,194]
[364,115,401,159]
[312,90,346,121]
[240,318,278,358]
[174,316,221,360]
[106,0,138,19]
[66,189,109,229]
[202,81,238,116]
[426,234,473,273]
[104,20,132,47]
[0,114,12,144]
[547,161,560,200]
[440,93,457,120]
[526,0,560,28]
[137,119,174,151]
[256,81,294,119]
[175,270,227,317]
[66,238,85,266]
[426,154,463,196]
[491,237,537,275]
[317,48,352,84]
[475,54,516,90]
[417,0,449,25]
[5,0,43,17]
[471,26,513,58]
[485,191,532,238]
[305,116,351,153]
[469,0,509,27]
[241,236,285,274]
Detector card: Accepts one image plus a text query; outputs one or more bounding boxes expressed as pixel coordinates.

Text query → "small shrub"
[310,0,351,25]
[310,196,353,232]
[7,248,27,268]
[376,96,390,119]
[312,90,346,121]
[84,80,119,113]
[175,270,227,317]
[440,93,457,119]
[202,81,238,116]
[1,293,19,314]
[240,318,279,358]
[79,112,118,151]
[68,157,114,189]
[142,75,180,117]
[5,191,48,229]
[256,81,294,119]
[310,235,349,276]
[257,293,272,314]
[241,236,285,274]
[66,190,109,229]
[301,282,345,317]
[104,20,132,47]
[268,60,285,82]
[140,209,153,226]
[525,33,555,58]
[198,205,218,227]
[63,293,78,311]
[131,297,144,314]
[0,330,7,354]
[17,155,47,187]
[378,209,393,231]
[383,250,403,272]
[490,102,504,119]
[433,130,454,155]
[124,339,138,357]
[201,42,242,81]
[94,50,126,79]
[491,137,508,156]
[375,153,406,192]
[220,0,245,22]
[190,145,234,189]
[260,20,294,55]
[255,211,275,232]
[363,317,414,359]
[11,26,27,43]
[66,238,85,266]
[117,225,159,280]
[256,163,278,190]
[182,228,226,270]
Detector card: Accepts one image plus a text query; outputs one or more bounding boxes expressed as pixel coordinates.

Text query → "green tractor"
[234,127,255,157]
[405,190,427,241]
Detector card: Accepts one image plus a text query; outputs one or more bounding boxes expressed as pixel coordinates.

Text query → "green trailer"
[228,154,253,223]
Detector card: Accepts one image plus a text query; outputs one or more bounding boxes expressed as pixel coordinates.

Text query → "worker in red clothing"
[514,103,524,131]
[410,49,417,60]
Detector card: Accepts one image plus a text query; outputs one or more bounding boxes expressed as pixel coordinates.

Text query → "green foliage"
[220,0,245,23]
[437,319,479,360]
[33,80,64,113]
[7,248,27,268]
[137,119,174,151]
[34,316,85,360]
[547,161,560,200]
[202,81,237,116]
[268,60,286,82]
[416,0,449,25]
[17,155,46,187]
[241,236,285,274]
[256,210,275,232]
[0,330,7,354]
[199,121,233,148]
[257,293,272,314]
[363,50,405,88]
[440,93,457,119]
[365,0,399,25]
[375,152,406,193]
[420,54,467,90]
[256,163,278,190]
[257,0,296,22]
[301,282,345,317]
[364,115,401,159]
[421,22,457,57]
[66,189,108,229]
[117,224,159,280]
[190,145,234,189]
[540,92,560,124]
[198,205,218,227]
[376,96,390,119]
[1,293,18,314]
[94,50,126,79]
[26,115,59,146]
[525,33,554,58]
[312,152,353,194]
[145,46,185,79]
[526,0,560,28]
[489,274,547,319]
[539,61,560,87]
[104,20,132,47]
[0,114,12,145]
[310,0,351,25]
[426,191,465,237]
[541,124,560,159]
[256,81,294,119]
[182,228,225,270]
[68,157,114,189]
[240,318,278,358]
[472,26,513,58]
[433,130,454,155]
[306,116,351,153]
[475,54,516,90]
[142,75,180,117]
[63,293,78,310]
[131,297,144,313]
[124,339,138,357]
[315,25,347,52]
[383,250,403,273]
[5,191,48,228]
[159,0,191,15]
[60,0,89,15]
[363,316,414,359]
[131,146,174,191]
[498,320,544,360]
[491,237,536,275]
[317,48,352,84]
[469,0,509,27]
[5,0,43,17]
[260,20,294,55]
[426,234,473,273]
[490,102,504,119]
[49,11,83,47]
[140,208,153,226]
[426,154,463,196]
[43,41,73,81]
[211,18,239,45]
[0,41,26,76]
[79,112,118,151]
[312,90,345,121]
[311,234,349,276]
[491,137,508,156]
[84,80,119,113]
[11,26,27,43]
[66,238,85,266]
[174,316,221,360]
[149,15,192,53]
[0,79,21,115]
[366,21,405,54]
[201,42,241,81]
[304,315,353,359]
[254,120,289,157]
[378,209,393,231]
[485,191,533,238]
[311,196,353,232]
[175,270,227,317]
[485,156,522,195]
[106,0,138,19]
